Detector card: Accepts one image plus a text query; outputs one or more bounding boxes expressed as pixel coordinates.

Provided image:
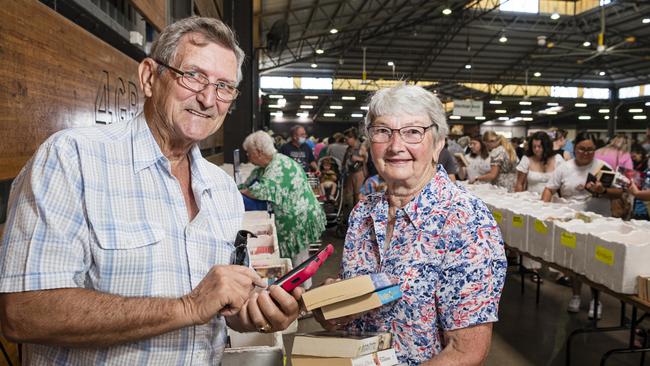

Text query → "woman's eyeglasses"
[367,125,436,144]
[576,147,596,154]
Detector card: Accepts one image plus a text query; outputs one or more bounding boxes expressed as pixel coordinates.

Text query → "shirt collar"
[132,113,166,173]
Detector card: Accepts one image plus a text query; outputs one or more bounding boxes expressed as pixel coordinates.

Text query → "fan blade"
[605,40,631,52]
[531,52,595,59]
[603,53,650,60]
[606,48,650,53]
[577,52,602,64]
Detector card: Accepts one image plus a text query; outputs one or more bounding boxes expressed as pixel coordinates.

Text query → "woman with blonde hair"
[595,133,633,172]
[471,131,519,191]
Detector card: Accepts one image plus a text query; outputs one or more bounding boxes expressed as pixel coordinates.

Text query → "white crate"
[553,219,593,275]
[223,330,284,366]
[526,207,575,262]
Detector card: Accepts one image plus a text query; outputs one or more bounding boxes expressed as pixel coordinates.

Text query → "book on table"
[292,330,392,358]
[321,285,402,320]
[454,153,469,167]
[292,348,399,366]
[301,273,395,311]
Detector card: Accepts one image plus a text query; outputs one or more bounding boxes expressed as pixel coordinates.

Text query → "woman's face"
[574,140,596,166]
[469,140,482,154]
[346,136,356,146]
[370,114,441,188]
[484,135,499,151]
[631,151,642,162]
[531,139,544,159]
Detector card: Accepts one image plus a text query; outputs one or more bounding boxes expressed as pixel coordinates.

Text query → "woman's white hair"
[243,131,277,156]
[364,85,449,142]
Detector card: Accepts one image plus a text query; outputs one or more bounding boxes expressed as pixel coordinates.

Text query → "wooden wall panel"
[0,0,143,181]
[129,0,167,31]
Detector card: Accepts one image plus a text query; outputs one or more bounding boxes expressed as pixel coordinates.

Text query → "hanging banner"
[453,100,483,117]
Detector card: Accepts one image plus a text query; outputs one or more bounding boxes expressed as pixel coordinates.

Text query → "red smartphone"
[272,244,334,292]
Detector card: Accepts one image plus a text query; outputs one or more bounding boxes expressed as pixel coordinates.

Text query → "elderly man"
[279,125,319,172]
[0,17,301,364]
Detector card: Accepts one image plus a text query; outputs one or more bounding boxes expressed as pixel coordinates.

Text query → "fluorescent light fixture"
[519,101,532,105]
[575,103,587,107]
[498,117,510,121]
[578,115,591,120]
[269,95,284,99]
[547,102,559,106]
[604,115,610,120]
[550,12,560,20]
[299,105,313,109]
[633,115,647,120]
[499,35,508,43]
[342,96,356,100]
[449,115,461,120]
[521,110,532,114]
[475,116,486,120]
[387,61,394,66]
[646,102,650,106]
[629,108,643,113]
[315,49,324,54]
[489,100,502,105]
[583,41,591,47]
[360,106,369,110]
[271,111,283,117]
[544,111,557,115]
[523,117,533,121]
[330,28,338,34]
[495,109,507,114]
[539,106,563,115]
[329,105,343,110]
[310,63,318,68]
[297,112,309,118]
[533,72,541,77]
[598,109,610,114]
[465,64,472,69]
[643,18,650,24]
[442,8,452,15]
[269,104,281,108]
[351,113,364,118]
[599,71,606,76]
[323,113,336,117]
[304,95,318,99]
[278,98,287,107]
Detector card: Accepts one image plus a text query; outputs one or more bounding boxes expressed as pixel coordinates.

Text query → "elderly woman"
[315,85,507,365]
[240,131,326,272]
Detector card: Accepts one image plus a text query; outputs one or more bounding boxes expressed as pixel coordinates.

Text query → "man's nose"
[196,86,218,109]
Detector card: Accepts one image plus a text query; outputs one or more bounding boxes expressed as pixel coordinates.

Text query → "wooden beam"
[194,0,220,18]
[129,0,167,31]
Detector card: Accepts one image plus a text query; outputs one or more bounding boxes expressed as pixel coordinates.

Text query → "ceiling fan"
[531,6,650,64]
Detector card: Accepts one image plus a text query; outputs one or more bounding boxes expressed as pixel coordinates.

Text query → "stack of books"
[301,273,402,320]
[291,330,398,366]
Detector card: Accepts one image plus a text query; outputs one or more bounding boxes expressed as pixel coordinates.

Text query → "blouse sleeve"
[516,155,529,174]
[490,147,506,168]
[247,161,282,202]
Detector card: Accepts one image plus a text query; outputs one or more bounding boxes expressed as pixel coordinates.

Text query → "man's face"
[292,127,307,144]
[148,33,238,145]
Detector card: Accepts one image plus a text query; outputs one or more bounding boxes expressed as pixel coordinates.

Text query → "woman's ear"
[431,138,445,163]
[138,58,158,98]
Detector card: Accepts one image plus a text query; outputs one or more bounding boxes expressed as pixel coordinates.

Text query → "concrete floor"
[285,228,650,366]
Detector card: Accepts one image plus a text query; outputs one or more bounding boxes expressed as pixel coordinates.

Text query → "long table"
[506,245,650,366]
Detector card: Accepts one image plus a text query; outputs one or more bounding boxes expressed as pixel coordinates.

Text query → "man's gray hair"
[150,17,245,85]
[243,131,277,156]
[364,85,448,142]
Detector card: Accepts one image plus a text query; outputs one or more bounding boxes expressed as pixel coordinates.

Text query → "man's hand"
[181,265,266,324]
[231,285,303,332]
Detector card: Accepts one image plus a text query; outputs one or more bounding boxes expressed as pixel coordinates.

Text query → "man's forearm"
[0,288,193,348]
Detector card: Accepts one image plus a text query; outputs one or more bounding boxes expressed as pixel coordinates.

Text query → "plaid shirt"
[0,114,243,365]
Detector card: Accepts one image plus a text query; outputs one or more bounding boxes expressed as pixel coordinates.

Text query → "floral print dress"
[489,145,518,192]
[340,166,507,365]
[246,153,326,258]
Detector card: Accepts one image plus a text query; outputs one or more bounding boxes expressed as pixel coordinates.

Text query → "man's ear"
[138,58,157,98]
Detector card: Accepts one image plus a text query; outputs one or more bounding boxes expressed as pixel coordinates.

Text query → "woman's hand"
[629,182,640,197]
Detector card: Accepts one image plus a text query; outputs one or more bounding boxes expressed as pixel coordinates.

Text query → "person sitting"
[315,85,507,365]
[319,157,338,201]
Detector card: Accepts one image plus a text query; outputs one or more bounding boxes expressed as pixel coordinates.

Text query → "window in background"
[583,88,610,99]
[619,85,640,99]
[500,0,538,13]
[551,86,578,98]
[300,77,333,90]
[260,76,294,89]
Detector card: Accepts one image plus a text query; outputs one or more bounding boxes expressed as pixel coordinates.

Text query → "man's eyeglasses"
[367,125,436,144]
[154,59,239,102]
[233,230,256,266]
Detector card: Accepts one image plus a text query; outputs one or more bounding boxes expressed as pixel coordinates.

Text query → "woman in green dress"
[240,131,326,281]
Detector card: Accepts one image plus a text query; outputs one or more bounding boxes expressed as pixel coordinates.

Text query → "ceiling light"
[547,102,559,106]
[278,98,287,107]
[578,115,591,120]
[533,72,541,77]
[550,12,560,20]
[351,113,364,118]
[300,105,313,109]
[323,113,335,117]
[315,49,324,54]
[329,105,343,110]
[271,111,283,117]
[633,115,647,120]
[599,109,610,114]
[475,116,486,120]
[360,106,369,110]
[304,95,318,99]
[629,108,643,113]
[342,96,356,100]
[604,115,610,120]
[465,64,472,69]
[521,110,532,114]
[311,63,318,68]
[599,71,606,76]
[519,101,532,105]
[449,115,461,120]
[499,117,510,121]
[330,28,338,34]
[537,35,547,46]
[442,8,452,15]
[269,104,281,108]
[583,41,591,47]
[269,95,283,99]
[646,102,650,106]
[544,111,557,115]
[523,117,533,121]
[499,34,508,43]
[297,112,309,118]
[489,100,502,105]
[643,18,650,24]
[387,61,394,66]
[495,109,507,114]
[575,103,587,107]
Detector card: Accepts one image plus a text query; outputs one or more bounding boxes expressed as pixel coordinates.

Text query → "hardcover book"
[321,285,402,320]
[301,273,395,311]
[292,331,392,358]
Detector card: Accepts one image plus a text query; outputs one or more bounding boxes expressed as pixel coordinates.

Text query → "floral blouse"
[340,166,507,365]
[246,153,326,258]
[489,145,518,192]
